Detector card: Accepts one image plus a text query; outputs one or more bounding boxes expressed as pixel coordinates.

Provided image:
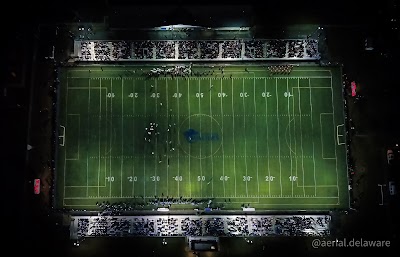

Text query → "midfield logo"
[183,129,219,143]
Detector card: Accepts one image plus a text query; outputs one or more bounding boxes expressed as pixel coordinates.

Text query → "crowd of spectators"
[267,64,294,74]
[71,215,331,239]
[77,39,320,61]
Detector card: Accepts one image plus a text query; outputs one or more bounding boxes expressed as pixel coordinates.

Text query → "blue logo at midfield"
[183,128,219,143]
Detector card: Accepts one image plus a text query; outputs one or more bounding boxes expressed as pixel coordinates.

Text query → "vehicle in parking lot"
[387,149,395,164]
[389,181,396,196]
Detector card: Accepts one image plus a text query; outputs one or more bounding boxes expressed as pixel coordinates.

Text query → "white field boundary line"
[64,70,336,200]
[63,202,340,207]
[64,194,339,199]
[63,78,69,207]
[330,77,340,204]
[68,68,333,73]
[309,78,317,196]
[69,75,333,80]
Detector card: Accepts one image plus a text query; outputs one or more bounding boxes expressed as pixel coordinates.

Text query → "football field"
[55,64,349,210]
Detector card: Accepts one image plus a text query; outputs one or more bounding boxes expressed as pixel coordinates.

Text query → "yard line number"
[127,176,138,182]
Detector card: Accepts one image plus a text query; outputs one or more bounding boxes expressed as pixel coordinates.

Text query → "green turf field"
[55,64,349,210]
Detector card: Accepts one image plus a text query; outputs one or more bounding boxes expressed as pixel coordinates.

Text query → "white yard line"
[264,78,271,197]
[109,79,113,197]
[155,79,158,197]
[132,79,135,197]
[121,78,124,197]
[166,78,169,196]
[287,79,294,197]
[187,79,191,197]
[297,79,306,197]
[198,79,202,194]
[231,78,237,197]
[209,78,214,197]
[143,79,146,198]
[98,79,101,197]
[220,78,226,197]
[242,79,249,197]
[87,78,91,197]
[252,78,260,200]
[309,78,317,196]
[275,79,283,197]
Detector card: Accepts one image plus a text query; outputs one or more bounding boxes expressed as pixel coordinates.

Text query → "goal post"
[336,124,345,145]
[59,125,65,146]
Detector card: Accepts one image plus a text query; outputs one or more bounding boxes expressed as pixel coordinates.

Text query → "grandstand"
[53,26,349,242]
[74,39,320,61]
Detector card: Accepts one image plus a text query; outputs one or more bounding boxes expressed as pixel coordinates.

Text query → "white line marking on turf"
[264,78,271,197]
[231,77,237,197]
[330,76,340,203]
[286,79,294,197]
[143,79,146,199]
[209,78,214,197]
[253,77,260,201]
[155,78,158,197]
[309,78,317,196]
[220,78,226,197]
[297,79,306,197]
[87,78,90,197]
[166,78,169,196]
[276,78,283,197]
[121,78,124,197]
[187,78,191,197]
[198,79,202,195]
[242,78,249,197]
[98,78,101,197]
[109,79,113,197]
[132,79,135,197]
[63,78,69,206]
